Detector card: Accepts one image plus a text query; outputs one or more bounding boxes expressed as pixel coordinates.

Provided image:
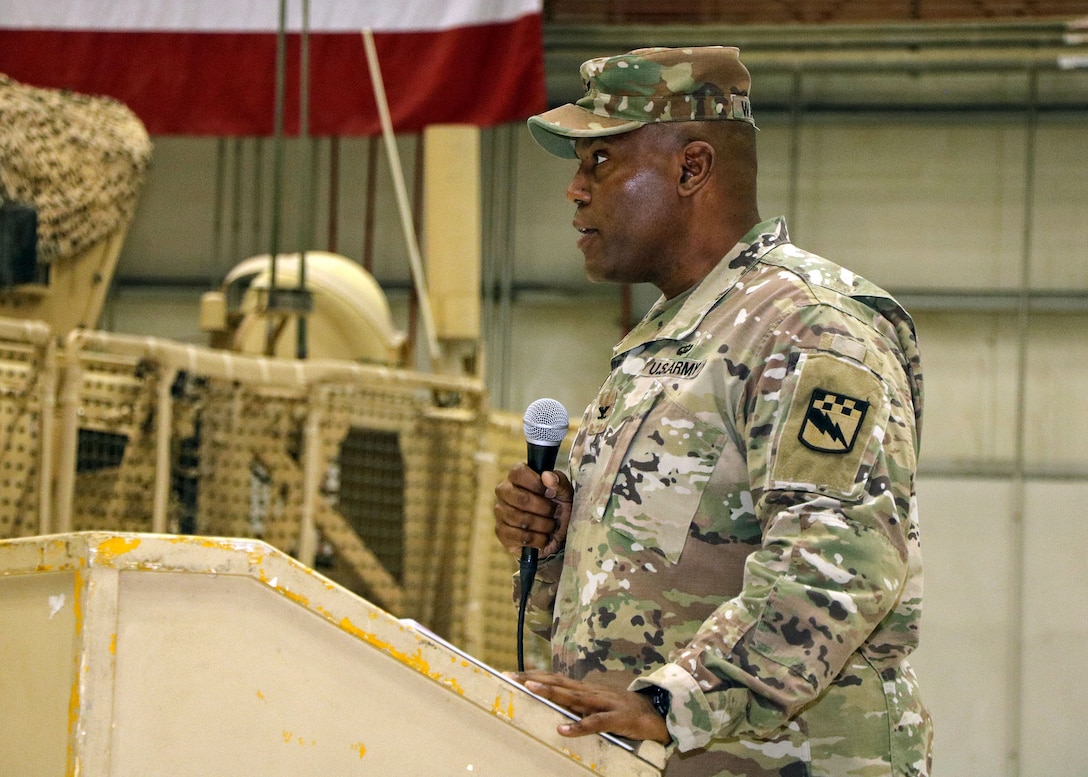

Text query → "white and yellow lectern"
[0,532,665,776]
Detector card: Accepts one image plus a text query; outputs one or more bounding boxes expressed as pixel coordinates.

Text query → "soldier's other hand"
[508,671,670,745]
[493,464,573,559]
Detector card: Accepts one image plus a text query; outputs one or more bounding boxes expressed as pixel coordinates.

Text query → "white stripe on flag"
[0,0,542,33]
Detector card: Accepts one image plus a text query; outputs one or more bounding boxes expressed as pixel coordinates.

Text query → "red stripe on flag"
[0,15,545,135]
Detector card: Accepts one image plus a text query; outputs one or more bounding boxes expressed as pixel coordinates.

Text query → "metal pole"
[151,367,179,534]
[500,124,518,407]
[362,136,378,273]
[327,137,340,253]
[230,137,244,275]
[37,336,57,535]
[296,0,311,360]
[267,0,288,354]
[212,137,227,285]
[252,139,264,262]
[361,28,442,366]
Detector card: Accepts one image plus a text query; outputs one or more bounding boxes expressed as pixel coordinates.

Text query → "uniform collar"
[613,216,790,357]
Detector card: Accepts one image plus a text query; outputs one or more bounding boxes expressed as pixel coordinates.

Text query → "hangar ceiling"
[540,4,1088,109]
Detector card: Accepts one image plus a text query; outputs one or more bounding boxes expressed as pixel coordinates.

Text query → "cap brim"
[527,103,644,159]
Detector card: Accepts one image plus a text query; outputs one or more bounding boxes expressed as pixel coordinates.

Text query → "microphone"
[522,397,570,493]
[517,398,568,670]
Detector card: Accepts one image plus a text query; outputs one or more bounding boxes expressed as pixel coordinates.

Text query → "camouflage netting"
[0,324,566,670]
[0,74,152,263]
[0,318,583,670]
[0,322,52,539]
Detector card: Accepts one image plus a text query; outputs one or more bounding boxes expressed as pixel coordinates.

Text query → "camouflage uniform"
[525,217,932,776]
[522,46,932,776]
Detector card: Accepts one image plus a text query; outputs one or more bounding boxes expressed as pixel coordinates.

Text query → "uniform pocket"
[604,381,724,564]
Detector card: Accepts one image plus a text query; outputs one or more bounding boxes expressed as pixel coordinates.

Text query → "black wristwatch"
[636,684,672,718]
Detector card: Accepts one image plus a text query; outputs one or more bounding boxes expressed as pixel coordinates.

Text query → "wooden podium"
[0,532,664,776]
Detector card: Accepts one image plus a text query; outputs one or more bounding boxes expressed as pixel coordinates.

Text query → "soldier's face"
[568,128,685,292]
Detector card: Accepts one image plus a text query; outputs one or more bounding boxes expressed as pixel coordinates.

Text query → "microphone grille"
[523,398,569,446]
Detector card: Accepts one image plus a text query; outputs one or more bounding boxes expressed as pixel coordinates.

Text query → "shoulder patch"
[798,389,869,454]
[769,352,886,498]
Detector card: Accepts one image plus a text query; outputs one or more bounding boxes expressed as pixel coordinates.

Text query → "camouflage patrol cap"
[528,46,755,159]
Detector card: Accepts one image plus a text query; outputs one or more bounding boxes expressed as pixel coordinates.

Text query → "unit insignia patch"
[798,388,869,454]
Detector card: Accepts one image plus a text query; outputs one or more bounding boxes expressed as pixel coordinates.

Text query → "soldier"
[494,46,933,776]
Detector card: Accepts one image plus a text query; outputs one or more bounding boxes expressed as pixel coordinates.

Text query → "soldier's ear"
[678,141,713,194]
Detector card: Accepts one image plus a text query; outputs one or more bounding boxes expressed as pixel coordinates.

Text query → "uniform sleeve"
[634,305,919,751]
[513,551,565,641]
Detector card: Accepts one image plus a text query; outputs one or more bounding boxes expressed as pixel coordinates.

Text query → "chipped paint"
[94,536,141,563]
[282,731,316,747]
[65,566,84,777]
[48,594,65,619]
[559,746,600,772]
[166,534,244,553]
[338,616,466,696]
[66,677,80,775]
[277,586,311,608]
[257,567,314,610]
[491,691,516,720]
